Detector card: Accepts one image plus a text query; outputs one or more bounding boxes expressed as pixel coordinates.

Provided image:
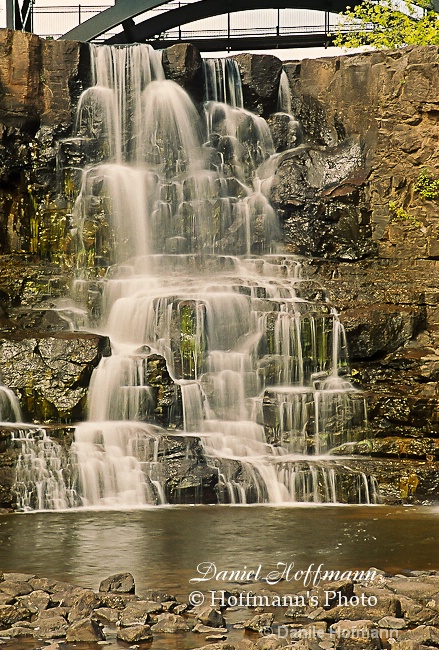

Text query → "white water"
[15,45,378,509]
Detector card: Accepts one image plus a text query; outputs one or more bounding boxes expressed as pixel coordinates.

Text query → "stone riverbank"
[0,569,438,649]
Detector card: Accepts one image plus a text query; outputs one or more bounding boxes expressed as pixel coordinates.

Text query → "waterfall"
[15,45,378,508]
[0,384,22,423]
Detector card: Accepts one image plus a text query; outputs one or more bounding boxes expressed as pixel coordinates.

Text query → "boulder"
[317,596,401,622]
[162,43,203,104]
[151,612,192,632]
[119,601,151,627]
[399,625,439,645]
[0,580,33,597]
[65,617,105,642]
[232,53,283,116]
[244,612,274,633]
[32,613,69,639]
[193,604,225,628]
[68,590,101,622]
[99,572,135,594]
[16,589,50,613]
[117,624,153,643]
[0,604,32,628]
[0,331,110,423]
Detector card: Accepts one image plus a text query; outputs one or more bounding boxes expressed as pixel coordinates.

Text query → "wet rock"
[236,641,258,650]
[268,112,302,151]
[16,590,50,613]
[255,636,288,649]
[0,625,34,637]
[389,642,421,650]
[119,600,151,627]
[151,612,192,632]
[49,587,85,607]
[318,596,401,622]
[68,590,101,622]
[99,572,135,594]
[28,577,58,592]
[142,354,183,429]
[0,604,32,627]
[117,623,153,643]
[385,576,439,601]
[32,613,69,639]
[193,623,228,634]
[244,612,274,632]
[0,332,110,423]
[315,581,355,608]
[140,600,164,615]
[2,572,34,582]
[198,641,236,650]
[232,53,283,116]
[94,607,120,624]
[378,616,408,629]
[65,617,105,642]
[272,142,373,261]
[398,596,439,626]
[340,305,422,359]
[399,625,439,645]
[193,604,226,628]
[143,588,176,603]
[331,438,439,461]
[98,592,137,608]
[0,580,33,597]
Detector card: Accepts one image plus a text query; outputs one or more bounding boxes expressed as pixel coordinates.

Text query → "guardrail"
[31,4,348,42]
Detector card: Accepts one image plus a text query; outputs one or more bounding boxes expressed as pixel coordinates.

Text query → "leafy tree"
[333,0,439,48]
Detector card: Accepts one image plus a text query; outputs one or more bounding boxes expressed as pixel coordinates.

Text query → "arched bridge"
[59,0,363,49]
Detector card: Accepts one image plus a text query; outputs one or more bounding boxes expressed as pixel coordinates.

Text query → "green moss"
[388,200,422,228]
[179,303,205,380]
[414,168,439,201]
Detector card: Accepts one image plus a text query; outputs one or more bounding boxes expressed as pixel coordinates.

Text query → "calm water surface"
[1,505,438,593]
[0,505,438,649]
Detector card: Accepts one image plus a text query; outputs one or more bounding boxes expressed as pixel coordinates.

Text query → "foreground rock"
[0,569,436,648]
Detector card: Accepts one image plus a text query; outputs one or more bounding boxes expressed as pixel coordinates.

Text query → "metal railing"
[31,4,349,41]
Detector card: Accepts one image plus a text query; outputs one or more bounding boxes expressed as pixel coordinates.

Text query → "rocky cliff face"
[0,31,438,507]
[276,47,439,500]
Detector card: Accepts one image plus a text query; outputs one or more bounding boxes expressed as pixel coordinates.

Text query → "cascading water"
[14,45,379,509]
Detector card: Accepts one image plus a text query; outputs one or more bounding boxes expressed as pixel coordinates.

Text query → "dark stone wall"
[0,29,91,256]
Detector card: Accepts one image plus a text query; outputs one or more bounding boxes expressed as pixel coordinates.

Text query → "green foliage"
[414,168,439,200]
[388,200,422,227]
[334,0,439,49]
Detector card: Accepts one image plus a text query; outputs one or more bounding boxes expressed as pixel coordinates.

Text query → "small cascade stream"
[13,45,379,509]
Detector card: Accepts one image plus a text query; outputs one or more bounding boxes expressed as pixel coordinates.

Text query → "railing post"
[277,7,280,37]
[227,11,230,50]
[79,4,81,24]
[6,0,15,28]
[178,1,181,40]
[325,10,329,34]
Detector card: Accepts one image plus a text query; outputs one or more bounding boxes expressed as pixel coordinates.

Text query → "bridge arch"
[60,0,359,44]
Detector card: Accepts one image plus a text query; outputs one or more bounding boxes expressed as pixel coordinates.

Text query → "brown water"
[0,505,438,649]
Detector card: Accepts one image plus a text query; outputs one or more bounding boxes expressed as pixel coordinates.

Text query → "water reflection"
[0,505,438,599]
